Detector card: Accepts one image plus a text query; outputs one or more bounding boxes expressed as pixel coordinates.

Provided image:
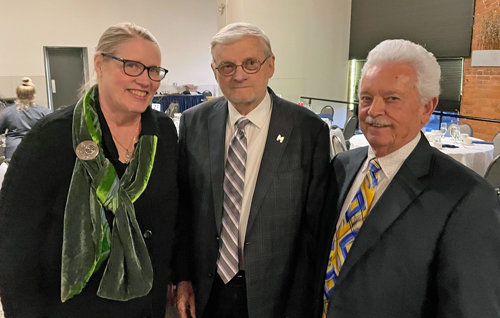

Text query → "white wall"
[0,0,219,107]
[221,0,352,127]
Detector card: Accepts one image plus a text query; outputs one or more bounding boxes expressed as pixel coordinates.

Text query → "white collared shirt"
[225,92,273,266]
[337,134,421,230]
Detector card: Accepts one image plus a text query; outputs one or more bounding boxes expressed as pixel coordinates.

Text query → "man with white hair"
[315,39,500,318]
[174,22,330,318]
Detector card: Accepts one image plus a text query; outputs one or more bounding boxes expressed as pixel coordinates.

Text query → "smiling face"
[358,62,437,157]
[94,37,161,117]
[211,36,275,115]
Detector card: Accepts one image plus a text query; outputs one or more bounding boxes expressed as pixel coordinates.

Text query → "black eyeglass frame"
[101,53,168,82]
[215,57,269,76]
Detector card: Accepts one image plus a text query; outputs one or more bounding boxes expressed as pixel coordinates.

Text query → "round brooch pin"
[76,140,99,160]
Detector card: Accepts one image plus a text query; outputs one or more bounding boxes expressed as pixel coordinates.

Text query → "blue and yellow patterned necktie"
[323,158,381,318]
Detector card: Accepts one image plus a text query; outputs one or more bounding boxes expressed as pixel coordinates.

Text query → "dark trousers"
[202,271,249,318]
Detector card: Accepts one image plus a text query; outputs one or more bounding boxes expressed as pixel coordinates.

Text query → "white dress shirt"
[337,134,421,230]
[225,92,272,267]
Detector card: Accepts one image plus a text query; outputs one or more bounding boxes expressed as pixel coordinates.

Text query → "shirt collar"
[227,91,272,129]
[366,133,421,180]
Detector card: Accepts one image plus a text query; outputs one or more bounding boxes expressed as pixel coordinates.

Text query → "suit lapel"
[208,99,228,234]
[246,93,292,233]
[336,136,433,287]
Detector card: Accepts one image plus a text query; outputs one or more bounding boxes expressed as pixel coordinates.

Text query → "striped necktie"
[323,158,381,317]
[217,117,251,284]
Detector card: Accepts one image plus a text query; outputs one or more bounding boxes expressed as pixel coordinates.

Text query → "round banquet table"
[348,134,494,176]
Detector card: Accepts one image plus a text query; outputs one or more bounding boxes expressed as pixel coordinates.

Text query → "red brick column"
[461,0,500,141]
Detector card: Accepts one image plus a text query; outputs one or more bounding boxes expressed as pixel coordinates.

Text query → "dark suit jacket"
[176,88,330,318]
[315,135,500,318]
[0,105,179,318]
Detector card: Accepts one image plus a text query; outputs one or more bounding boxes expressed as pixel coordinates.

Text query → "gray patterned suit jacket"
[175,88,330,318]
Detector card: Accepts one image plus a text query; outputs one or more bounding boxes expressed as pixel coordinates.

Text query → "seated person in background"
[0,77,51,189]
[0,77,51,162]
[316,39,500,318]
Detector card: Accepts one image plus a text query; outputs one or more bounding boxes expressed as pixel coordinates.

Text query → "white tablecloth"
[0,162,7,190]
[349,134,494,176]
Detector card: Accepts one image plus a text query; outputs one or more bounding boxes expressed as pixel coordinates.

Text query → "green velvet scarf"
[61,86,157,302]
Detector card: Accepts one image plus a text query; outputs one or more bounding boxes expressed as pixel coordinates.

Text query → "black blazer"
[0,105,179,318]
[175,88,330,318]
[315,135,500,318]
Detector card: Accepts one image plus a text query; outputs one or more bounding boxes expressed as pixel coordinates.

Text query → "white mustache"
[365,116,391,127]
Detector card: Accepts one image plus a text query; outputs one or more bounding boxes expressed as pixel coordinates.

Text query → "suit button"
[216,236,220,240]
[143,230,153,239]
[208,272,213,277]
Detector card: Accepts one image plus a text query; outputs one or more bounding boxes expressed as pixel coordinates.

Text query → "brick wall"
[461,0,500,141]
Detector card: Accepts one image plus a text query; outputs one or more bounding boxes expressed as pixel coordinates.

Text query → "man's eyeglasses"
[215,57,269,76]
[101,53,168,82]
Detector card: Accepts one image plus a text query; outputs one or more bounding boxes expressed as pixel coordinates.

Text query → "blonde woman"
[0,77,51,161]
[0,23,179,318]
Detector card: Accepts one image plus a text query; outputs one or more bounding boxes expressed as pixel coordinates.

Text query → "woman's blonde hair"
[95,22,159,55]
[15,77,36,110]
[80,22,160,96]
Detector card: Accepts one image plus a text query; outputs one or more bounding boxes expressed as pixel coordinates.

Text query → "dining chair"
[343,115,358,143]
[447,120,473,137]
[167,102,179,118]
[484,155,500,191]
[332,135,346,156]
[330,126,346,158]
[317,113,333,128]
[320,105,334,117]
[493,132,500,158]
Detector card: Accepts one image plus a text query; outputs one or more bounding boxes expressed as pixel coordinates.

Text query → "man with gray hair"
[315,39,500,318]
[174,22,330,318]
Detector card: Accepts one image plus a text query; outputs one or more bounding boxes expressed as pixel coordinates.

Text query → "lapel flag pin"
[276,134,284,143]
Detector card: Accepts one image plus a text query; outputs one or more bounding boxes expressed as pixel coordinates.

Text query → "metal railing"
[300,96,357,108]
[300,96,500,125]
[433,110,500,125]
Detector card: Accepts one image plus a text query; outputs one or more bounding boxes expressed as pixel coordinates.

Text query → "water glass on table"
[432,130,442,148]
[440,123,447,138]
[452,126,462,143]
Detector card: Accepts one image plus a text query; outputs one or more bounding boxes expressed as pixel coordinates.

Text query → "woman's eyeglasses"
[102,53,168,82]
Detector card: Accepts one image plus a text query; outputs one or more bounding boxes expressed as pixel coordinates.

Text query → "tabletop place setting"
[425,123,473,150]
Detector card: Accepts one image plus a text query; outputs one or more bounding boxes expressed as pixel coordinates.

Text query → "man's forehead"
[361,63,417,88]
[366,63,416,77]
[213,37,265,60]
